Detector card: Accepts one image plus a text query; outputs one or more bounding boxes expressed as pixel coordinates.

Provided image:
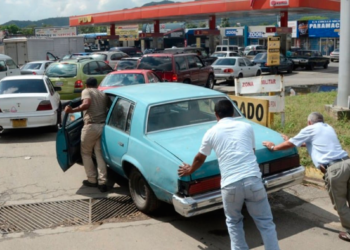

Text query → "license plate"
[12,119,27,128]
[215,69,221,73]
[55,81,63,87]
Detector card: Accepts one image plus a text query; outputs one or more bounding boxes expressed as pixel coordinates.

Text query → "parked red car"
[97,70,161,91]
[137,53,215,89]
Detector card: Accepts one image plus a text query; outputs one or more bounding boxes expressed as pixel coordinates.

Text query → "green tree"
[220,18,230,28]
[21,25,35,36]
[186,22,198,28]
[4,24,20,34]
[299,16,329,21]
[198,22,207,28]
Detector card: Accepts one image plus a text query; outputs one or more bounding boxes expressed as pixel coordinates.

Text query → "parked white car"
[20,60,54,75]
[212,57,261,85]
[0,54,21,80]
[0,75,61,132]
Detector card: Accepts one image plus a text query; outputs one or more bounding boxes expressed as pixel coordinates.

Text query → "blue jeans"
[221,176,280,250]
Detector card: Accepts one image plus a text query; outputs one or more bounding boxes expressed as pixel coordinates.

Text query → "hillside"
[1,17,69,28]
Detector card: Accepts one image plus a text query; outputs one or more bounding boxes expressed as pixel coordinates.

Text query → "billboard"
[115,25,139,41]
[297,21,309,37]
[35,27,77,37]
[308,20,340,38]
[224,28,243,37]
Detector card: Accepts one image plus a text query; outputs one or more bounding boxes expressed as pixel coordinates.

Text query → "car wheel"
[323,63,328,69]
[256,70,261,76]
[309,63,314,71]
[206,74,215,89]
[331,59,334,62]
[213,80,217,85]
[129,168,161,214]
[287,65,293,74]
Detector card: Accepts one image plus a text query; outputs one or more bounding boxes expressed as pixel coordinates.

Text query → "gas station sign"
[270,0,289,7]
[267,36,280,66]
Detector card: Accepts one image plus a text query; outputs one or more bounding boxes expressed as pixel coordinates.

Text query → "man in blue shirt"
[263,112,350,243]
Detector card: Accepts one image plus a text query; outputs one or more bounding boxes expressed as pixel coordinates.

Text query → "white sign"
[270,0,289,7]
[35,27,77,37]
[235,75,284,95]
[248,32,264,38]
[254,93,285,113]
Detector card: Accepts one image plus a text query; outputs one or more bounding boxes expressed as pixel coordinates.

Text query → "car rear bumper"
[0,111,57,129]
[214,73,236,80]
[172,166,305,217]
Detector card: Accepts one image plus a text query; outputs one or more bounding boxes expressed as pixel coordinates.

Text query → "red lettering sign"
[261,79,276,85]
[242,82,254,87]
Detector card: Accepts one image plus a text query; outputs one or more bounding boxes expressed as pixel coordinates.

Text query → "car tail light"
[105,60,109,64]
[178,176,221,196]
[223,68,234,73]
[36,100,52,111]
[32,71,36,75]
[259,154,300,176]
[75,80,83,88]
[172,74,178,82]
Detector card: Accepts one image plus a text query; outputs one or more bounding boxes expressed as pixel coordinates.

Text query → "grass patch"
[271,91,350,168]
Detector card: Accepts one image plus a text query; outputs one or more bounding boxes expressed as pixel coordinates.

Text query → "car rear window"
[213,58,236,66]
[147,97,239,132]
[100,73,146,87]
[22,63,42,70]
[0,79,47,94]
[211,53,227,57]
[45,64,77,77]
[138,56,172,72]
[254,53,267,60]
[117,61,137,70]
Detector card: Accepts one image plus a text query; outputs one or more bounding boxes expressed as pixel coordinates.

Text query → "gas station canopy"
[69,0,340,27]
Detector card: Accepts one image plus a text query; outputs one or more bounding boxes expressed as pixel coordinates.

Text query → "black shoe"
[82,180,97,187]
[98,184,108,193]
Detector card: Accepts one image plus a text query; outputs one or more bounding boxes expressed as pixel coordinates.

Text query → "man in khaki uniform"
[263,112,350,243]
[65,77,110,192]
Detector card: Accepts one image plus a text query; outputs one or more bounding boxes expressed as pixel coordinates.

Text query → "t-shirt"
[289,122,348,168]
[199,118,261,188]
[81,88,109,125]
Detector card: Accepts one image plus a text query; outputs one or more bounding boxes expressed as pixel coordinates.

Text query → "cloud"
[0,0,192,24]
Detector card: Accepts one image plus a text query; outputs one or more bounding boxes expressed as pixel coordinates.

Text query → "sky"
[0,0,192,24]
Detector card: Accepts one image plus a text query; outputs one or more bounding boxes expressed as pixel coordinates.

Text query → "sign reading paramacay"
[308,20,340,38]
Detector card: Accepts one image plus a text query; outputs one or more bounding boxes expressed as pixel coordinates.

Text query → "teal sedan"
[56,83,305,217]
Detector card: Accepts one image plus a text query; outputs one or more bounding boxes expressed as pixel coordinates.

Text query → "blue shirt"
[289,122,348,168]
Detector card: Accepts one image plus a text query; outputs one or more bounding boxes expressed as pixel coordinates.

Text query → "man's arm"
[262,140,296,151]
[178,153,207,177]
[65,98,91,113]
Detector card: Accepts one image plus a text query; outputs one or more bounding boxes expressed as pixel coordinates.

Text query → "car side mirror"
[250,62,256,66]
[54,86,62,92]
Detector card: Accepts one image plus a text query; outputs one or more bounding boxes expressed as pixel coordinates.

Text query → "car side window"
[45,78,55,96]
[174,56,188,71]
[6,59,18,69]
[108,98,133,133]
[201,49,208,57]
[86,61,101,75]
[193,56,204,67]
[147,72,158,83]
[110,53,119,61]
[0,60,6,72]
[243,58,252,66]
[229,53,236,57]
[187,56,198,69]
[97,62,113,74]
[238,59,246,67]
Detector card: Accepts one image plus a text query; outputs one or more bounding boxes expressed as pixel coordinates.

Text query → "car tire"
[331,59,334,62]
[256,70,261,76]
[323,63,328,69]
[309,63,314,71]
[206,74,215,89]
[213,80,218,85]
[129,168,161,214]
[287,66,293,74]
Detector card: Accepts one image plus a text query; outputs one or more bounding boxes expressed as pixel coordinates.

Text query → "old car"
[330,49,339,62]
[288,50,330,70]
[252,52,293,74]
[56,83,305,217]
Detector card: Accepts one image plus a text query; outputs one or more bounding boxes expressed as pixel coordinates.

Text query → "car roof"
[25,60,54,64]
[109,69,152,74]
[1,75,46,81]
[104,83,225,105]
[142,53,196,57]
[216,56,242,59]
[0,54,13,59]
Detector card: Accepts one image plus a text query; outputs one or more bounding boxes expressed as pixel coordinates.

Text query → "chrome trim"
[172,166,305,217]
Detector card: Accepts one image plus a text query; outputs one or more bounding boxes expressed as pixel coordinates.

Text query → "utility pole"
[336,0,350,108]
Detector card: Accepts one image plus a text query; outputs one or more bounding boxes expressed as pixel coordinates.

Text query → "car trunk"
[0,93,49,113]
[21,70,36,75]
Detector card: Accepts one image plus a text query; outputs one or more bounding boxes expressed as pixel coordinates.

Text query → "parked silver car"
[330,49,339,62]
[212,57,261,85]
[20,61,53,75]
[91,51,130,69]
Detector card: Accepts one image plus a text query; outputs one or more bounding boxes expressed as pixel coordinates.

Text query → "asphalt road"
[214,61,339,94]
[0,126,349,250]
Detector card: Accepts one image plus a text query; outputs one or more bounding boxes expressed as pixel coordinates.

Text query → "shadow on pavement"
[147,189,341,250]
[0,126,57,144]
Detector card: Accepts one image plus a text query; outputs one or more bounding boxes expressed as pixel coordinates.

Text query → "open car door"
[56,99,84,172]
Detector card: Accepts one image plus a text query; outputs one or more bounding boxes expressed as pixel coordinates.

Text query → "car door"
[187,55,200,85]
[5,59,20,76]
[237,58,249,77]
[56,99,84,172]
[193,55,207,84]
[0,60,7,80]
[243,58,255,76]
[102,98,135,171]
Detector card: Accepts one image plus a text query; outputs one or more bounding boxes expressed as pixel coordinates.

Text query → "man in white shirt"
[263,112,350,243]
[179,99,280,250]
